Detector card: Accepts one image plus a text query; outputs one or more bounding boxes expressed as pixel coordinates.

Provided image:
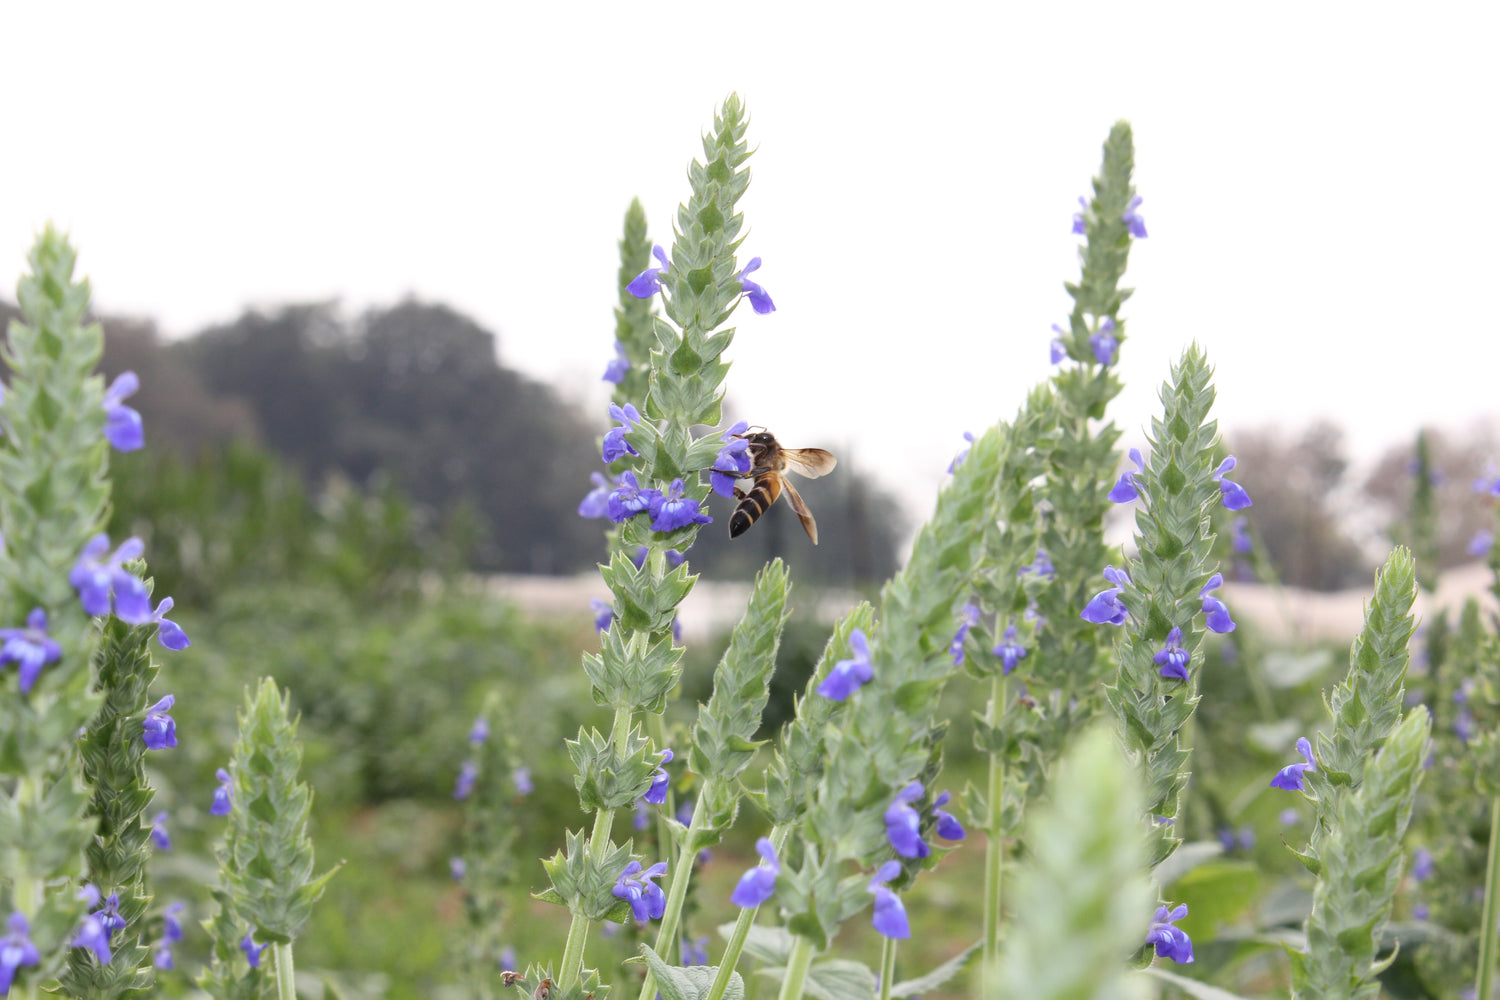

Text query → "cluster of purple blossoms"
[1217,825,1256,854]
[211,767,234,816]
[605,473,712,533]
[1107,449,1146,503]
[1232,517,1253,554]
[730,838,781,908]
[1122,197,1149,239]
[680,934,710,966]
[1019,547,1055,580]
[867,861,911,939]
[0,913,40,991]
[1146,903,1192,964]
[151,811,172,850]
[1080,565,1132,626]
[241,931,269,967]
[72,885,124,965]
[1469,530,1494,557]
[1153,627,1190,681]
[602,403,642,464]
[1213,457,1253,510]
[625,245,776,315]
[817,628,873,701]
[602,341,631,384]
[947,431,976,474]
[712,422,752,497]
[992,623,1028,675]
[104,371,144,452]
[612,860,668,922]
[1049,325,1068,364]
[1089,318,1118,366]
[144,695,178,749]
[884,781,966,860]
[453,760,479,800]
[949,603,980,666]
[0,608,61,693]
[153,902,185,970]
[69,534,190,650]
[1270,737,1317,791]
[643,748,674,805]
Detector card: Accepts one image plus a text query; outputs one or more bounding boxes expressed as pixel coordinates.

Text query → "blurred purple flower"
[103,371,144,451]
[1122,196,1148,238]
[737,258,775,314]
[211,767,233,815]
[948,431,976,474]
[241,932,269,968]
[602,341,631,384]
[579,472,614,518]
[1108,448,1145,503]
[884,781,930,859]
[992,623,1028,675]
[1089,317,1118,366]
[0,608,62,693]
[151,811,172,850]
[868,861,910,939]
[949,602,980,666]
[730,838,780,908]
[817,628,873,701]
[71,534,152,623]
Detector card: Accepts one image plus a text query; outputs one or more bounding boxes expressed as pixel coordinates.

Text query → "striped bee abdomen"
[729,476,782,538]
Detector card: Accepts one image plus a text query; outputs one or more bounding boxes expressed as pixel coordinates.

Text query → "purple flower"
[2,912,40,992]
[681,935,710,966]
[1232,517,1253,554]
[626,245,671,299]
[1071,196,1088,235]
[1200,573,1236,633]
[612,861,668,922]
[103,371,144,452]
[1469,530,1494,557]
[211,767,233,815]
[737,258,775,314]
[512,767,534,795]
[644,748,674,805]
[1089,317,1118,366]
[469,716,490,745]
[602,403,643,464]
[947,431,976,474]
[578,472,615,518]
[241,931,269,968]
[949,603,980,666]
[1456,707,1476,743]
[992,624,1028,675]
[591,598,614,632]
[1107,448,1145,503]
[70,534,152,623]
[146,597,190,650]
[602,341,631,384]
[1213,456,1252,510]
[711,422,753,498]
[1412,847,1434,881]
[884,781,930,859]
[1279,808,1300,827]
[630,546,650,570]
[1049,327,1068,364]
[1122,196,1148,239]
[151,811,172,849]
[607,471,660,522]
[1153,627,1190,681]
[933,791,965,840]
[868,861,910,939]
[1081,565,1132,625]
[154,902,184,969]
[1270,737,1316,791]
[632,799,650,831]
[665,547,687,569]
[72,908,113,965]
[731,838,780,907]
[649,479,713,532]
[1020,548,1055,580]
[143,695,178,749]
[0,607,62,693]
[1413,902,1430,921]
[450,856,466,881]
[454,760,478,800]
[92,891,125,940]
[817,628,874,701]
[1146,903,1192,963]
[499,946,517,971]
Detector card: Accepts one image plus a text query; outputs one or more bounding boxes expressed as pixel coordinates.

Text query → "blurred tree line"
[0,298,904,586]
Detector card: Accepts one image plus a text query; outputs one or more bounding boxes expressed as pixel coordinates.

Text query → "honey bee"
[727,429,837,545]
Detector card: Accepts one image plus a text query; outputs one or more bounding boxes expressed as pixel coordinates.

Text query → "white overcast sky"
[3,4,1496,520]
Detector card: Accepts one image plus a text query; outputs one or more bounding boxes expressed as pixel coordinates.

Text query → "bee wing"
[781,448,837,479]
[780,476,819,545]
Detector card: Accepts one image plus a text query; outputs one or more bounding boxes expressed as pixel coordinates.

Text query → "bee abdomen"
[730,482,776,538]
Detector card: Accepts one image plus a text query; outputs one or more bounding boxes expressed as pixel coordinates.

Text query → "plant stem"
[1477,796,1500,1000]
[273,942,296,1000]
[981,672,1006,994]
[558,910,591,993]
[638,778,715,1000]
[705,825,792,1000]
[877,936,896,1000]
[775,933,815,1000]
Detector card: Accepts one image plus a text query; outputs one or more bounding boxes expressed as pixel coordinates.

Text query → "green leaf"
[798,960,877,1000]
[721,923,794,966]
[640,945,744,1000]
[890,940,980,997]
[1140,966,1258,1000]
